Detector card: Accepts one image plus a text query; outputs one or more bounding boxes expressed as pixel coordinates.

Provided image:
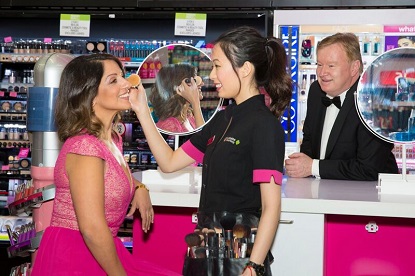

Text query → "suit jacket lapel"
[315,92,327,158]
[325,80,359,158]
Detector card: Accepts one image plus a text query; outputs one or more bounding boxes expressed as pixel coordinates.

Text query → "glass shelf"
[7,230,43,258]
[8,184,55,216]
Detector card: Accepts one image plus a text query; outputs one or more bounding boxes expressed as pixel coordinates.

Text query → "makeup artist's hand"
[128,184,154,233]
[285,152,313,178]
[128,83,149,117]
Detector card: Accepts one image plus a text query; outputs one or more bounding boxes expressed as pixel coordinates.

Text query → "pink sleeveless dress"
[31,133,179,275]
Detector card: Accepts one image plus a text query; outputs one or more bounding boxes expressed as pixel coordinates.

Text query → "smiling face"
[93,60,132,120]
[209,43,242,101]
[316,43,360,97]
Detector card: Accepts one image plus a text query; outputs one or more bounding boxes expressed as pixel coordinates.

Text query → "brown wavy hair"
[149,63,197,121]
[54,53,124,142]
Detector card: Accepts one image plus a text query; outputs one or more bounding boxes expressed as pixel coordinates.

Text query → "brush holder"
[183,254,273,276]
[183,211,273,275]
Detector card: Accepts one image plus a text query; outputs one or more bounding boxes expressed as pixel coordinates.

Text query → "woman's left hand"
[127,185,154,233]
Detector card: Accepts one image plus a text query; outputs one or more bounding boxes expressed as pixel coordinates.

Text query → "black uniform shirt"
[182,94,285,214]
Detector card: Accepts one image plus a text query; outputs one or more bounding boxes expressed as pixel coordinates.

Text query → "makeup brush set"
[183,212,271,276]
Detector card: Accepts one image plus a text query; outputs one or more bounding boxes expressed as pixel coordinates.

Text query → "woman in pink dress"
[149,63,205,134]
[31,53,180,276]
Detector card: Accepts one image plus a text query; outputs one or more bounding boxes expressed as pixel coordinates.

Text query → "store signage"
[59,14,91,37]
[280,26,299,142]
[379,70,415,86]
[384,25,415,33]
[174,13,207,37]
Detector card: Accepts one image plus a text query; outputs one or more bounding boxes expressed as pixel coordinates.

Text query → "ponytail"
[214,26,292,118]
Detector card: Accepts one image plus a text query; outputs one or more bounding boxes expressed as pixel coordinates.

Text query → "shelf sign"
[174,13,207,37]
[59,14,91,37]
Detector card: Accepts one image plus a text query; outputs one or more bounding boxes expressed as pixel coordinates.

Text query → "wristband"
[245,261,265,276]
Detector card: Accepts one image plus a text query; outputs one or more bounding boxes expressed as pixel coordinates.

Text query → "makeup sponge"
[126,74,141,88]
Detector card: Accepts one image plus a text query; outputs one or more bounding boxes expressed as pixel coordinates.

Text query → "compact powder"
[86,42,95,52]
[19,158,31,169]
[1,102,11,111]
[97,42,106,52]
[13,102,23,111]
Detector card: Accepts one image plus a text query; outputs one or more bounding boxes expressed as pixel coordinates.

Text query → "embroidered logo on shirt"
[207,135,215,146]
[223,137,240,145]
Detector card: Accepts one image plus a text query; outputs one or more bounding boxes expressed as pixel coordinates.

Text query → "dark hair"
[213,26,292,118]
[317,33,363,74]
[149,63,197,120]
[55,53,125,142]
[398,36,415,42]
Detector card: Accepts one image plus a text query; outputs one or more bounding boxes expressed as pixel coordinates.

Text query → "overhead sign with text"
[60,14,91,37]
[174,13,207,37]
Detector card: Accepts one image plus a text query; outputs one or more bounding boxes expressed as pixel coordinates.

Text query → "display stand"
[378,143,415,194]
[355,47,415,195]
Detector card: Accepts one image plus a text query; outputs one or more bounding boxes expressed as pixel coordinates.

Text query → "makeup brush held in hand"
[126,74,141,88]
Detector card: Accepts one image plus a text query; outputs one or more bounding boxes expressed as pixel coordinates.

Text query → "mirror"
[356,47,415,144]
[136,44,222,136]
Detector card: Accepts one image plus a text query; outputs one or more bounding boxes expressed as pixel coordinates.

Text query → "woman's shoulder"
[62,133,104,156]
[156,117,184,132]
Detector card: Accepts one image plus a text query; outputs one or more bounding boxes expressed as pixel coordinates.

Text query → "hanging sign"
[174,13,207,37]
[60,14,91,37]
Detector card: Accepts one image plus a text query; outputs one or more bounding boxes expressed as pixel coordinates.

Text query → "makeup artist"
[129,26,292,276]
[285,33,398,180]
[31,54,180,276]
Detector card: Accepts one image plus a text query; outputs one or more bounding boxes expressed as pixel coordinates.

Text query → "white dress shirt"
[312,91,347,177]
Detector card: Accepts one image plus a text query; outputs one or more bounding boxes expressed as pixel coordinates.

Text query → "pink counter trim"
[181,140,204,163]
[253,169,283,185]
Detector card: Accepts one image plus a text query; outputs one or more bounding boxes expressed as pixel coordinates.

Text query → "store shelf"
[7,230,43,258]
[0,54,42,63]
[8,184,55,216]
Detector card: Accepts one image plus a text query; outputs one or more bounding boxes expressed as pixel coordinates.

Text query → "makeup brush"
[185,232,202,258]
[233,224,251,240]
[246,228,258,257]
[194,246,207,258]
[126,74,141,88]
[193,228,206,247]
[233,224,251,258]
[220,215,236,258]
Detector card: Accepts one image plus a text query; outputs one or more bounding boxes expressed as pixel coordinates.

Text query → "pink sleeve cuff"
[253,169,283,185]
[181,140,204,163]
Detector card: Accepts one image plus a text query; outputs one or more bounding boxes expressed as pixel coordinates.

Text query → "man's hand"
[284,152,313,178]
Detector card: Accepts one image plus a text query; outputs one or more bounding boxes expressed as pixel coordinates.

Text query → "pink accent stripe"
[181,140,204,163]
[253,169,283,185]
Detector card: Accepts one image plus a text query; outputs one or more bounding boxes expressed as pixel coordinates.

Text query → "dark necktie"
[321,96,341,109]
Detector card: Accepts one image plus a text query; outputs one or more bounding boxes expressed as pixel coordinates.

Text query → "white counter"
[146,176,415,219]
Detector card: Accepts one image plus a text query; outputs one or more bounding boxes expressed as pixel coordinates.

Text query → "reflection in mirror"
[137,44,222,136]
[356,47,415,144]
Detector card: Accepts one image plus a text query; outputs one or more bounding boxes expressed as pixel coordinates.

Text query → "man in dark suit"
[285,33,398,181]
